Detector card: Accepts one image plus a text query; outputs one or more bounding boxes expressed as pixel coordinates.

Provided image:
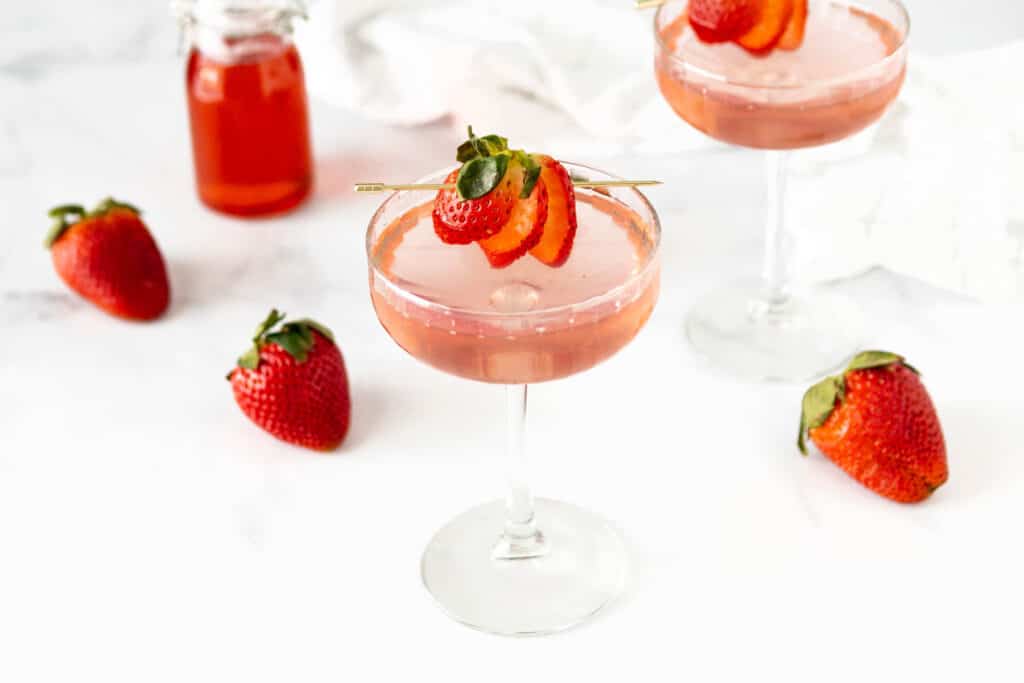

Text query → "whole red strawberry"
[45,198,170,320]
[798,351,948,503]
[228,310,351,451]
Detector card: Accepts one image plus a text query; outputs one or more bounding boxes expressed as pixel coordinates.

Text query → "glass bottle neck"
[176,1,305,60]
[190,25,295,63]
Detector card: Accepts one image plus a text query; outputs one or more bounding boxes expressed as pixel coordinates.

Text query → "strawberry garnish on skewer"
[684,0,808,54]
[430,128,578,269]
[360,133,657,268]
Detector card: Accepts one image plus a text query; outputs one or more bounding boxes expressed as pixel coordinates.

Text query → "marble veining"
[1,2,1024,681]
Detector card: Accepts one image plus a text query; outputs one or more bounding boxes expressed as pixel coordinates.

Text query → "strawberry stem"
[44,204,86,248]
[252,308,287,344]
[456,125,510,164]
[845,350,904,373]
[89,197,141,217]
[48,204,85,219]
[797,375,844,455]
[468,126,487,157]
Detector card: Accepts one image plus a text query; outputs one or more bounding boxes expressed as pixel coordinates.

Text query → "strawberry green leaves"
[90,198,141,216]
[287,318,335,343]
[798,375,844,455]
[252,308,287,341]
[452,126,539,200]
[45,205,86,248]
[455,127,512,200]
[45,198,142,248]
[457,154,510,200]
[846,350,914,374]
[237,309,285,370]
[517,152,542,199]
[237,346,263,371]
[265,323,316,363]
[235,309,336,372]
[456,127,509,163]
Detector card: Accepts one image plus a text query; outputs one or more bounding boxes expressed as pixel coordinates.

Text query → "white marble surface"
[3,2,1024,682]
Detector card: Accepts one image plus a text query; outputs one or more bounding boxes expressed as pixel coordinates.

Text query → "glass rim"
[173,0,307,32]
[652,0,911,91]
[364,161,662,321]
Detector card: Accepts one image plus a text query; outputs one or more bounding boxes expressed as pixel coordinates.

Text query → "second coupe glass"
[654,0,909,380]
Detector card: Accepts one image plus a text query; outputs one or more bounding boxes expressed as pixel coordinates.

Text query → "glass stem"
[492,384,548,560]
[760,150,792,310]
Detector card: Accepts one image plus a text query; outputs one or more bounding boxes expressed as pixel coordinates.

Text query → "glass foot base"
[421,498,627,636]
[685,278,863,382]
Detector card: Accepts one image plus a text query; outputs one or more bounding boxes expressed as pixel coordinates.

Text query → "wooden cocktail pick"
[354,179,662,193]
[634,0,667,9]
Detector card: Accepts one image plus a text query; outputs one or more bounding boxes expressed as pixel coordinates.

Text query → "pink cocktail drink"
[656,1,907,149]
[369,178,659,385]
[365,160,661,635]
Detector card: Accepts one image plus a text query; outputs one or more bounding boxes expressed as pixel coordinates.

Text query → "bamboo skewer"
[634,0,666,9]
[354,180,662,193]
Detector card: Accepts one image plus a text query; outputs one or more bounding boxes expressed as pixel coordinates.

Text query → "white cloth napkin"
[298,0,1024,302]
[297,0,703,151]
[790,41,1024,301]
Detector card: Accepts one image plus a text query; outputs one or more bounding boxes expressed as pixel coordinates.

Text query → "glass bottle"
[177,0,314,217]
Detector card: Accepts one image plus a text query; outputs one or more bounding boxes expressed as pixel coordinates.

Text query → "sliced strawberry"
[432,168,516,245]
[478,162,548,268]
[528,155,577,268]
[688,0,761,43]
[776,0,808,50]
[737,0,794,52]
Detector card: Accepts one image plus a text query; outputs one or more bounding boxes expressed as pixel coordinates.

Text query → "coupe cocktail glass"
[654,0,909,380]
[366,163,661,635]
